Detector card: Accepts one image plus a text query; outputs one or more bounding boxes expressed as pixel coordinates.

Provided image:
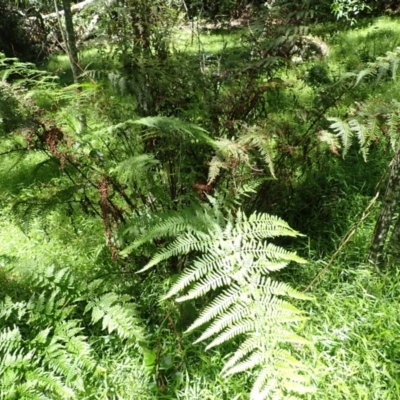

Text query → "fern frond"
[134,209,313,397]
[11,185,79,234]
[226,350,263,376]
[222,335,261,373]
[208,155,228,185]
[327,117,354,158]
[84,292,143,340]
[137,231,213,273]
[354,67,376,86]
[354,47,400,86]
[194,304,251,343]
[238,126,276,178]
[318,129,341,155]
[115,154,160,187]
[176,271,232,302]
[121,205,217,256]
[185,286,241,332]
[386,106,400,151]
[328,97,400,161]
[0,326,22,353]
[0,297,26,321]
[1,260,146,399]
[133,116,215,146]
[236,211,304,240]
[387,49,400,78]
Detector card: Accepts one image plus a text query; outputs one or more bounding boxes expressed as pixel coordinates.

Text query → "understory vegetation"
[1,0,400,399]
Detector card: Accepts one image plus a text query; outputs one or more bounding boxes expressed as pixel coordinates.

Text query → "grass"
[330,16,400,66]
[306,264,400,399]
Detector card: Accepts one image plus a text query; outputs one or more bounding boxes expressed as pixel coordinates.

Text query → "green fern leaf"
[133,209,313,397]
[84,292,143,340]
[328,117,354,158]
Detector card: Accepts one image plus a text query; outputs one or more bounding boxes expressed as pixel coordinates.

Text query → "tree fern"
[134,208,315,399]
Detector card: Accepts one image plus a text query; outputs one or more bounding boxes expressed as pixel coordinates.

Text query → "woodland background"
[1,0,400,399]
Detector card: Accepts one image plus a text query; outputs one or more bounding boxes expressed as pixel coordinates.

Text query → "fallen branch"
[76,14,100,46]
[42,0,115,20]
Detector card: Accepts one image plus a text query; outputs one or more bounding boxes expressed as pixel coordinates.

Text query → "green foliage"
[331,0,373,23]
[0,1,43,61]
[2,2,400,398]
[0,262,144,399]
[322,47,400,160]
[134,207,315,399]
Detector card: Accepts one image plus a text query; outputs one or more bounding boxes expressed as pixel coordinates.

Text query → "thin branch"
[0,148,27,157]
[304,191,380,292]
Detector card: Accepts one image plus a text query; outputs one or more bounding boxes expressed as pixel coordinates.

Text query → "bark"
[387,213,400,258]
[60,0,80,85]
[55,0,86,131]
[369,144,400,265]
[76,14,100,46]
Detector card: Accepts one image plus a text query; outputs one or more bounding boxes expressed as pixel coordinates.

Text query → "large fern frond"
[133,116,215,146]
[134,209,315,398]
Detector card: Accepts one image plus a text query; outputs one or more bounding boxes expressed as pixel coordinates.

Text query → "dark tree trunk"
[369,144,400,265]
[387,212,400,258]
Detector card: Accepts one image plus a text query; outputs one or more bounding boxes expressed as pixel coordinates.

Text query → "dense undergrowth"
[1,2,400,398]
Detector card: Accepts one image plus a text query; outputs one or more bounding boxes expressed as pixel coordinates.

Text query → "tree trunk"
[387,212,400,258]
[60,0,80,85]
[369,144,400,265]
[54,0,86,131]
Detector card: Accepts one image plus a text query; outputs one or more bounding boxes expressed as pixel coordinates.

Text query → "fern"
[326,47,400,159]
[0,263,145,398]
[11,184,80,234]
[354,47,400,86]
[84,292,143,340]
[238,125,276,178]
[115,154,160,189]
[133,115,215,146]
[327,100,400,160]
[121,203,225,257]
[209,132,275,185]
[135,209,315,399]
